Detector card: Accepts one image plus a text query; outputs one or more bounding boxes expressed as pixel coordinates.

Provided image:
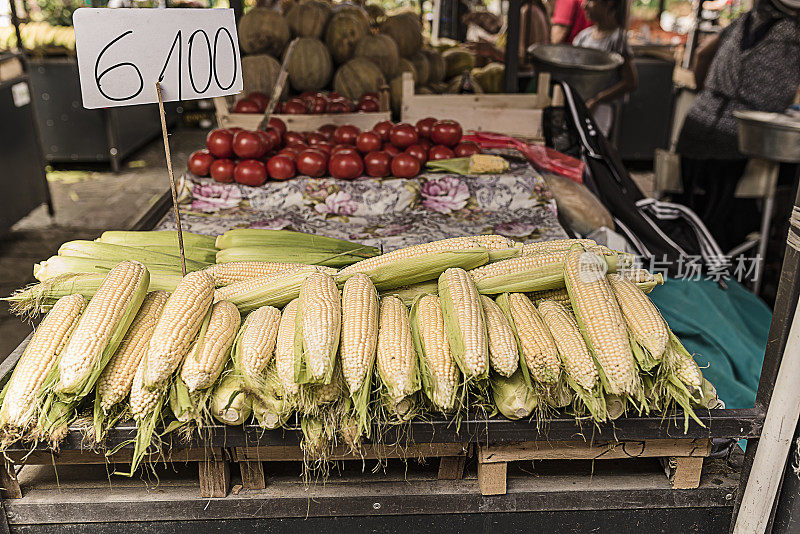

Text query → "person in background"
[675,0,800,250]
[551,0,592,43]
[572,0,638,138]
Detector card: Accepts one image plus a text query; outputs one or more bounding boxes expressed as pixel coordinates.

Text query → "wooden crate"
[231,442,470,491]
[0,446,231,499]
[476,438,711,496]
[213,97,391,131]
[400,72,561,141]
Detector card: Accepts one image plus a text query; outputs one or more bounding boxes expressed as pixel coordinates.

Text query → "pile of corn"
[0,230,717,472]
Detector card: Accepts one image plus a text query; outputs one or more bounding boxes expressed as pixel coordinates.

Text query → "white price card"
[73,8,242,109]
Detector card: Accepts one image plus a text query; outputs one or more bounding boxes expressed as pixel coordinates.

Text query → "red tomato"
[329,91,343,100]
[296,149,328,177]
[314,142,333,153]
[318,124,337,140]
[454,141,482,157]
[405,145,428,164]
[284,131,307,147]
[331,145,359,157]
[187,149,214,177]
[247,92,270,111]
[283,100,308,114]
[233,130,267,159]
[310,95,328,114]
[306,132,327,145]
[391,153,421,178]
[261,126,281,150]
[363,151,391,177]
[382,143,401,157]
[254,130,275,152]
[428,145,455,161]
[206,129,234,158]
[415,117,437,139]
[417,138,432,151]
[357,99,379,112]
[326,100,349,113]
[361,92,379,101]
[268,117,287,136]
[233,99,260,113]
[267,155,296,180]
[334,124,361,145]
[430,120,463,147]
[273,101,284,113]
[210,158,236,183]
[329,153,364,180]
[389,123,418,149]
[228,127,244,134]
[372,120,393,142]
[355,131,382,154]
[234,159,268,186]
[277,147,300,160]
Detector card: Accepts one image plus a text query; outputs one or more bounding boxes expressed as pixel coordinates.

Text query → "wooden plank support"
[239,460,266,491]
[477,461,507,496]
[670,457,705,490]
[199,447,230,498]
[437,455,467,480]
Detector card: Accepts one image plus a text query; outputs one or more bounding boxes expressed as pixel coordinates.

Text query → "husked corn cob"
[468,154,509,173]
[480,295,519,377]
[337,238,491,290]
[275,299,300,398]
[410,295,459,412]
[438,268,489,379]
[377,296,420,411]
[0,294,86,431]
[340,274,379,396]
[528,287,572,305]
[143,270,215,389]
[233,305,281,392]
[130,359,164,420]
[205,261,334,286]
[607,273,669,359]
[460,235,521,261]
[537,300,597,390]
[666,334,703,389]
[498,293,560,384]
[56,261,149,397]
[95,291,170,412]
[521,239,597,255]
[563,245,637,396]
[214,266,330,313]
[469,251,565,294]
[98,230,216,249]
[180,301,241,391]
[620,268,661,285]
[296,271,341,384]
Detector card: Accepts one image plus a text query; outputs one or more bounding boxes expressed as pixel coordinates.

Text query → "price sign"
[73,8,242,109]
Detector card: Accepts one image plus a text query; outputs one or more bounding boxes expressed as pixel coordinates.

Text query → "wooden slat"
[672,457,705,489]
[199,457,230,498]
[5,446,225,466]
[479,439,711,463]
[239,461,266,491]
[437,456,467,480]
[236,442,467,462]
[477,461,506,496]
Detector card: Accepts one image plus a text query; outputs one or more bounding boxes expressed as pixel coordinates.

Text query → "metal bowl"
[734,110,800,163]
[528,44,624,100]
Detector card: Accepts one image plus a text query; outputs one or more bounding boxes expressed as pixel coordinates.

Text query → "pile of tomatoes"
[187,117,481,186]
[232,91,381,115]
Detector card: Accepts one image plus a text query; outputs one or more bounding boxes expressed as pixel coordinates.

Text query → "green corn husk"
[494,293,533,389]
[216,247,370,268]
[252,363,292,429]
[425,154,510,175]
[140,246,218,264]
[34,255,183,281]
[438,269,490,382]
[300,415,334,467]
[210,373,252,425]
[59,240,209,271]
[169,375,210,424]
[491,369,537,420]
[122,389,167,477]
[215,229,380,257]
[98,230,216,249]
[338,248,490,292]
[216,266,332,314]
[382,280,439,305]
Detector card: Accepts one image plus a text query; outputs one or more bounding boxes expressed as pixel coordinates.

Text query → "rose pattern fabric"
[160,155,566,250]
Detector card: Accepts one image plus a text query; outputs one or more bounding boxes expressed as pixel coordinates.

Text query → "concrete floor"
[0,127,208,358]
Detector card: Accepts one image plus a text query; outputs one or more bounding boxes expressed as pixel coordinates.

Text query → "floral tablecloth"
[156,156,567,250]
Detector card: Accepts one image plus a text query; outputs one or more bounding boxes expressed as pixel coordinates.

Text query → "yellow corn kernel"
[502,293,560,384]
[411,295,459,412]
[438,267,488,379]
[296,271,341,384]
[234,305,281,391]
[340,274,379,396]
[608,273,669,359]
[480,295,519,377]
[180,301,242,392]
[376,296,419,401]
[275,299,300,398]
[538,299,598,390]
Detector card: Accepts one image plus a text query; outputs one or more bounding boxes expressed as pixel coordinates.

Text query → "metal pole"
[504,0,521,93]
[8,0,24,54]
[229,0,244,24]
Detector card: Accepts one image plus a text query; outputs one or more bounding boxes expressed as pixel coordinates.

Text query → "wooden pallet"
[231,442,470,491]
[477,438,711,496]
[0,446,231,499]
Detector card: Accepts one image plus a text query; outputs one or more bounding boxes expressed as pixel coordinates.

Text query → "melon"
[409,52,430,86]
[365,4,386,25]
[238,8,290,56]
[333,57,386,101]
[285,1,330,39]
[380,13,422,58]
[421,49,446,84]
[446,72,484,94]
[442,48,475,80]
[285,37,333,92]
[331,3,371,28]
[416,86,434,94]
[473,62,505,93]
[325,12,368,64]
[354,34,399,79]
[242,54,283,96]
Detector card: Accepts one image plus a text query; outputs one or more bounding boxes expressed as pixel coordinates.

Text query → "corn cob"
[340,274,378,435]
[529,273,663,305]
[55,261,149,398]
[141,245,218,264]
[294,271,341,384]
[620,268,663,285]
[528,287,572,306]
[275,299,300,399]
[98,230,216,249]
[382,280,439,306]
[0,294,86,434]
[252,364,292,429]
[299,365,344,414]
[95,291,170,413]
[337,238,491,291]
[496,293,560,385]
[665,333,703,390]
[126,357,168,476]
[376,296,420,418]
[232,305,281,393]
[204,261,334,286]
[480,295,519,377]
[143,270,215,389]
[437,268,489,380]
[59,240,209,271]
[213,266,331,313]
[563,245,638,397]
[210,373,252,425]
[217,247,369,268]
[607,273,669,360]
[461,234,521,261]
[491,369,537,420]
[410,295,459,412]
[537,300,598,391]
[215,228,379,257]
[34,255,183,281]
[521,239,597,255]
[180,301,241,391]
[168,375,208,424]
